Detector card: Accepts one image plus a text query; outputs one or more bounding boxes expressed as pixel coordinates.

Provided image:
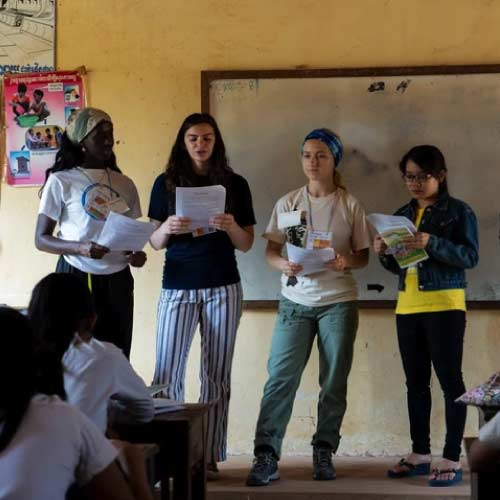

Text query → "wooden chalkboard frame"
[201,65,500,310]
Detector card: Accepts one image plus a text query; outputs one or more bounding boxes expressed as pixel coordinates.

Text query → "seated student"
[9,83,30,117]
[468,412,500,471]
[29,89,51,122]
[28,272,154,433]
[0,306,139,500]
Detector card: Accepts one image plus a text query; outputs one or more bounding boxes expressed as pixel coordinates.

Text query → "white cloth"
[38,168,142,275]
[0,394,118,500]
[479,411,500,448]
[63,336,154,433]
[263,186,371,306]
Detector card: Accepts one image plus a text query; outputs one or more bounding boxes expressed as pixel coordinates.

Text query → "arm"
[403,206,479,269]
[148,216,191,250]
[35,213,109,258]
[110,350,154,424]
[468,439,500,472]
[210,214,254,252]
[265,239,303,275]
[373,234,401,275]
[325,248,369,272]
[346,248,369,269]
[80,461,136,500]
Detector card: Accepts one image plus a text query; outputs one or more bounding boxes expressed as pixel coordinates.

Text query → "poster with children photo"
[3,70,86,186]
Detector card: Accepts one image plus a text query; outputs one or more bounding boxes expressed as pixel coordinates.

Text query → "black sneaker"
[313,446,336,480]
[246,451,280,486]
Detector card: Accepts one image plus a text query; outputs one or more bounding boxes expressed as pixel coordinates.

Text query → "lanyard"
[78,167,114,194]
[305,186,337,232]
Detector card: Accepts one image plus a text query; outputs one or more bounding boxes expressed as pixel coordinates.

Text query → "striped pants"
[152,282,243,463]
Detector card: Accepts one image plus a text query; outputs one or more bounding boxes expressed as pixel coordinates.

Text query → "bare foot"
[429,459,461,482]
[389,453,431,474]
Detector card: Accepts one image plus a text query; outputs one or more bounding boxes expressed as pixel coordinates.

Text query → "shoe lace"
[253,453,274,472]
[315,448,332,468]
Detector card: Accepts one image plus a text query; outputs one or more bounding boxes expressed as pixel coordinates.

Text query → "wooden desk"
[116,403,208,500]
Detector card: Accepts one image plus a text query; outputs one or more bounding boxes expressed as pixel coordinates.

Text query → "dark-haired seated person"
[0,307,143,500]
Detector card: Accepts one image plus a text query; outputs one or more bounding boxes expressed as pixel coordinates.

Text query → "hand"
[210,213,237,232]
[161,216,191,235]
[126,251,147,267]
[280,259,303,277]
[79,241,109,259]
[325,255,347,272]
[373,235,388,255]
[401,232,430,249]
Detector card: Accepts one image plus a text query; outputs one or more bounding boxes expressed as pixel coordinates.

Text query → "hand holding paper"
[176,185,226,230]
[97,211,156,252]
[367,213,428,268]
[286,243,335,276]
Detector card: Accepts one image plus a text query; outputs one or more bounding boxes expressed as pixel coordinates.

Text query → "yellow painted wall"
[2,0,500,455]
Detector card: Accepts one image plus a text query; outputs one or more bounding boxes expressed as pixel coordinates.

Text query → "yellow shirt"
[395,207,466,314]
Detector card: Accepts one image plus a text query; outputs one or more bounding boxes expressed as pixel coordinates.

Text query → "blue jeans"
[254,297,358,458]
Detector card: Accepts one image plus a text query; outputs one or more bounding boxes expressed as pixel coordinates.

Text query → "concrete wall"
[2,0,500,455]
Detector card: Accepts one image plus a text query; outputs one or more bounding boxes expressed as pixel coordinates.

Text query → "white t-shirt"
[264,186,371,307]
[38,168,142,275]
[63,336,154,433]
[0,394,118,500]
[479,411,500,448]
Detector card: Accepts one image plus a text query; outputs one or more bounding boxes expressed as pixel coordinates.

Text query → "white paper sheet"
[97,211,156,252]
[278,210,306,229]
[286,243,335,276]
[176,185,226,229]
[153,398,186,414]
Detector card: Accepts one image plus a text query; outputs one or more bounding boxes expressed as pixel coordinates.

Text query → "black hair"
[28,273,96,398]
[0,307,38,453]
[39,130,121,196]
[17,83,27,93]
[399,144,449,194]
[34,89,44,98]
[164,113,233,191]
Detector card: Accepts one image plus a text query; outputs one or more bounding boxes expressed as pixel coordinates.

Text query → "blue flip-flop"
[428,468,463,487]
[387,458,431,478]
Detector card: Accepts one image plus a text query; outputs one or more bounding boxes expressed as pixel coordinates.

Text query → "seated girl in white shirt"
[28,272,154,433]
[0,306,139,500]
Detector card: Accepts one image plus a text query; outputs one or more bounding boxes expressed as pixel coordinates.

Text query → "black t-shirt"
[148,172,256,289]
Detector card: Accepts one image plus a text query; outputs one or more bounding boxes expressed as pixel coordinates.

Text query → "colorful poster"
[0,1,55,76]
[3,70,85,186]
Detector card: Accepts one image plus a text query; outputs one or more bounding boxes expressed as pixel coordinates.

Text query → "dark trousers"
[56,256,134,358]
[396,310,466,462]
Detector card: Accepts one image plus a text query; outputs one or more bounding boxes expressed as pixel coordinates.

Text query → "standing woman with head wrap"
[35,107,146,359]
[246,129,371,487]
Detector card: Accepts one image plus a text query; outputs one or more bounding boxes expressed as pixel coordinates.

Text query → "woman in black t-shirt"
[148,113,256,477]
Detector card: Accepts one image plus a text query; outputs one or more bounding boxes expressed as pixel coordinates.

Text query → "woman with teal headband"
[246,128,371,486]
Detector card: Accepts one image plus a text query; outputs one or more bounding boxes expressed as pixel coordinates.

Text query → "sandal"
[387,458,431,478]
[428,468,462,487]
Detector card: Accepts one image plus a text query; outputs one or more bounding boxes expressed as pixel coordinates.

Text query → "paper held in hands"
[153,398,186,414]
[97,211,156,252]
[367,213,429,269]
[176,185,226,230]
[286,243,335,276]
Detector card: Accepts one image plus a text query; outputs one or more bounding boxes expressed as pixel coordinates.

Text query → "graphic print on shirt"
[285,224,307,247]
[81,183,125,221]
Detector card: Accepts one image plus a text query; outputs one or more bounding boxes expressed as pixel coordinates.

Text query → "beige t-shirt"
[263,186,371,307]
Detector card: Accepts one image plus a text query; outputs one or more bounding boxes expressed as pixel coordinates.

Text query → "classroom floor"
[205,456,471,500]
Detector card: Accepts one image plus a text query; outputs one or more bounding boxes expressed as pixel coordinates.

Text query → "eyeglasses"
[402,173,433,184]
